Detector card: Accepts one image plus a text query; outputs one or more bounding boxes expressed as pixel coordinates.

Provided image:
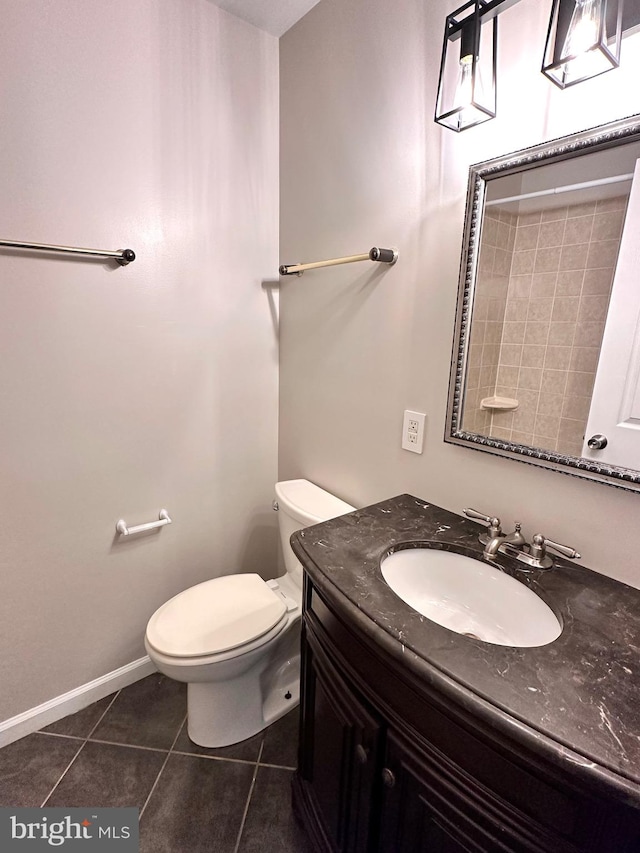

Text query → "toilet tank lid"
[275,479,355,525]
[146,574,287,657]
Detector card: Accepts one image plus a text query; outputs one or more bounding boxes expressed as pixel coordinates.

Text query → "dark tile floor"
[0,674,313,852]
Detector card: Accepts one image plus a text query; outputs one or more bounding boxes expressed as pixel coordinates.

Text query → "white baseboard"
[0,656,157,748]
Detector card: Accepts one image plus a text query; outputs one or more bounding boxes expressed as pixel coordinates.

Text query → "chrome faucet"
[483,522,526,558]
[463,509,525,559]
[463,508,580,570]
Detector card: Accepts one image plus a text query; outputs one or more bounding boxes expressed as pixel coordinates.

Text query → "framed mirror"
[446,113,640,491]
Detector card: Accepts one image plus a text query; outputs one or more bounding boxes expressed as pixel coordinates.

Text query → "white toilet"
[144,479,355,747]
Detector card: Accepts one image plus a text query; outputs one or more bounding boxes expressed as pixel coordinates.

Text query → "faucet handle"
[530,534,581,567]
[463,508,502,543]
[545,539,581,560]
[463,508,500,527]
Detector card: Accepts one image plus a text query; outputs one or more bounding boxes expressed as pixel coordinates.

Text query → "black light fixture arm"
[470,0,522,22]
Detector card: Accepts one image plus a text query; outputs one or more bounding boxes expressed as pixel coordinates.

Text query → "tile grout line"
[258,761,297,771]
[85,690,123,739]
[87,738,170,755]
[232,740,264,853]
[39,689,123,808]
[38,731,85,742]
[171,749,261,766]
[40,742,87,808]
[40,729,171,756]
[139,712,187,821]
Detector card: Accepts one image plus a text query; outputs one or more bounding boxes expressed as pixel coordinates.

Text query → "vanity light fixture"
[434,0,497,132]
[435,0,640,131]
[542,0,624,88]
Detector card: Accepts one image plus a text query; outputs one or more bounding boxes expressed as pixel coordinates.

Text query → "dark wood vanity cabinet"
[293,579,640,853]
[298,630,380,853]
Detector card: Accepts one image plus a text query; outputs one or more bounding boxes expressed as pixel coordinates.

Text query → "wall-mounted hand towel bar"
[116,509,171,536]
[0,239,136,265]
[279,246,398,276]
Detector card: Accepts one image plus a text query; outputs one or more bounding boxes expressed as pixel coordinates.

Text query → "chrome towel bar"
[279,246,398,276]
[116,509,171,536]
[0,239,136,265]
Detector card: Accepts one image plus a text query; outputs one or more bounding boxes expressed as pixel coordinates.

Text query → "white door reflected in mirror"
[582,158,640,469]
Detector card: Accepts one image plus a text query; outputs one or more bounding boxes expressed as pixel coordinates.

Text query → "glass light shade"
[435,0,497,132]
[542,0,623,88]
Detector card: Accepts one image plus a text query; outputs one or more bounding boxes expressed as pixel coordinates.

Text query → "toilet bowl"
[144,479,355,748]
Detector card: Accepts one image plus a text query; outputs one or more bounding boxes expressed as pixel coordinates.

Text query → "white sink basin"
[381,548,562,647]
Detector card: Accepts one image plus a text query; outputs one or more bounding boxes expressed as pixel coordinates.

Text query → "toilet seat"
[146,574,288,659]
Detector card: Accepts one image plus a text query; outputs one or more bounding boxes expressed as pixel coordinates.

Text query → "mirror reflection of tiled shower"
[463,192,629,457]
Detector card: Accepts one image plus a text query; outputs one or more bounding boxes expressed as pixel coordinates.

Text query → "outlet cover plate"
[402,410,426,454]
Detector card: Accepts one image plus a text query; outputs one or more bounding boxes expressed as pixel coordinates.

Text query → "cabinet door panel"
[300,628,381,853]
[379,777,476,853]
[377,731,563,853]
[378,737,482,853]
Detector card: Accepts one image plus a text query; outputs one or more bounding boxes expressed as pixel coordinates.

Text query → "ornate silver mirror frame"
[446,112,640,492]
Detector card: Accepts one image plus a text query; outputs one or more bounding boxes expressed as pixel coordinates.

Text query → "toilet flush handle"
[272,500,279,511]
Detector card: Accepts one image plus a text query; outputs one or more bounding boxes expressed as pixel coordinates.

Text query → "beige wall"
[279,0,640,588]
[0,0,279,722]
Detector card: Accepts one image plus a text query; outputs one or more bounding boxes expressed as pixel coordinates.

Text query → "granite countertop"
[291,494,640,806]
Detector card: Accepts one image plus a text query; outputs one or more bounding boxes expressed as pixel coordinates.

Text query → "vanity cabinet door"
[376,730,563,853]
[377,730,485,853]
[299,628,382,853]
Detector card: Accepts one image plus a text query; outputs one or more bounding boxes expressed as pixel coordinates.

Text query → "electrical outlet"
[402,410,426,453]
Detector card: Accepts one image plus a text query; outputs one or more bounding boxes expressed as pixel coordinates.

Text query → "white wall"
[279,0,640,587]
[0,0,279,723]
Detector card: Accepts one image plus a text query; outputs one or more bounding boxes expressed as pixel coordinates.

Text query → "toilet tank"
[275,479,355,584]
